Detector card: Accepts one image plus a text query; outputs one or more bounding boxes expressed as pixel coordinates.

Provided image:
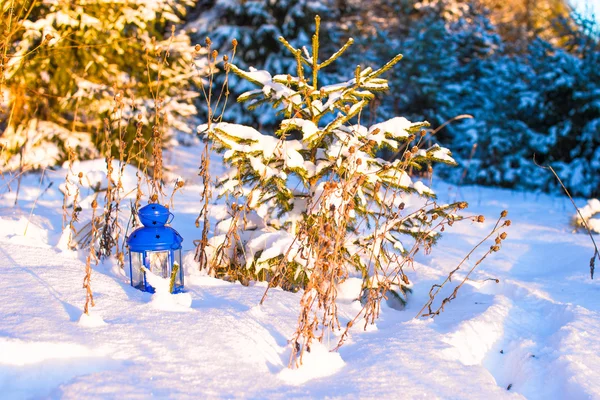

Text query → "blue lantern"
[126,203,184,293]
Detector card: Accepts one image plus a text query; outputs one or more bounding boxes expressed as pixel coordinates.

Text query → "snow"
[574,198,600,233]
[368,117,414,139]
[281,118,320,141]
[1,143,600,398]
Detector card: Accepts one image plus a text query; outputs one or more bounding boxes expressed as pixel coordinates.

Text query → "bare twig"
[534,157,598,279]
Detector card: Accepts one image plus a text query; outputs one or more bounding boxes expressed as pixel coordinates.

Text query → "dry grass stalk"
[333,200,476,351]
[99,117,118,257]
[535,159,599,279]
[67,169,84,250]
[62,146,77,229]
[83,199,100,314]
[194,39,236,273]
[24,167,50,236]
[416,211,510,318]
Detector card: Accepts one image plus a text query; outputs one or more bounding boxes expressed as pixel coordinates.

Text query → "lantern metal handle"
[167,212,175,225]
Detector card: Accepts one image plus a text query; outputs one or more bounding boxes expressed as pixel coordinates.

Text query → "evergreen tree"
[0,0,204,170]
[448,20,600,197]
[199,18,468,361]
[186,0,338,129]
[200,16,462,296]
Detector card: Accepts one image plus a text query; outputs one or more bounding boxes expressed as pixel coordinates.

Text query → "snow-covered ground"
[1,143,599,399]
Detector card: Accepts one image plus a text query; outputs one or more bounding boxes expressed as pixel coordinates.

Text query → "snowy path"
[416,184,600,399]
[1,146,599,398]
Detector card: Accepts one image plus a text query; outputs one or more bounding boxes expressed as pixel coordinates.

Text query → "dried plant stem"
[535,159,599,279]
[416,211,510,318]
[24,168,47,236]
[194,140,212,271]
[13,144,24,206]
[193,39,236,273]
[83,200,99,314]
[62,147,76,229]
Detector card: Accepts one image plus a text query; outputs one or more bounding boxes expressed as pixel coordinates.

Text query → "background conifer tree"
[0,0,205,170]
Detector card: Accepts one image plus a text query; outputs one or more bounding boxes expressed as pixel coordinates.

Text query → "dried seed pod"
[232,38,238,47]
[500,232,507,240]
[477,215,485,223]
[194,44,201,52]
[205,37,212,46]
[491,245,500,252]
[504,220,512,227]
[501,210,508,218]
[458,202,468,209]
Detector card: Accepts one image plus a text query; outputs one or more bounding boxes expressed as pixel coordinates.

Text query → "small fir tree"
[198,17,468,363]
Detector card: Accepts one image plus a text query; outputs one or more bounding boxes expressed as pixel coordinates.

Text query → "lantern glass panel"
[130,252,144,289]
[147,251,170,279]
[175,248,183,288]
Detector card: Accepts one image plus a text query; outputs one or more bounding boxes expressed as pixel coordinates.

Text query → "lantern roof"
[127,204,183,252]
[138,203,172,227]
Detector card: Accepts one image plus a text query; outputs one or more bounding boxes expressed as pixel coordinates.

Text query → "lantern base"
[133,283,185,294]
